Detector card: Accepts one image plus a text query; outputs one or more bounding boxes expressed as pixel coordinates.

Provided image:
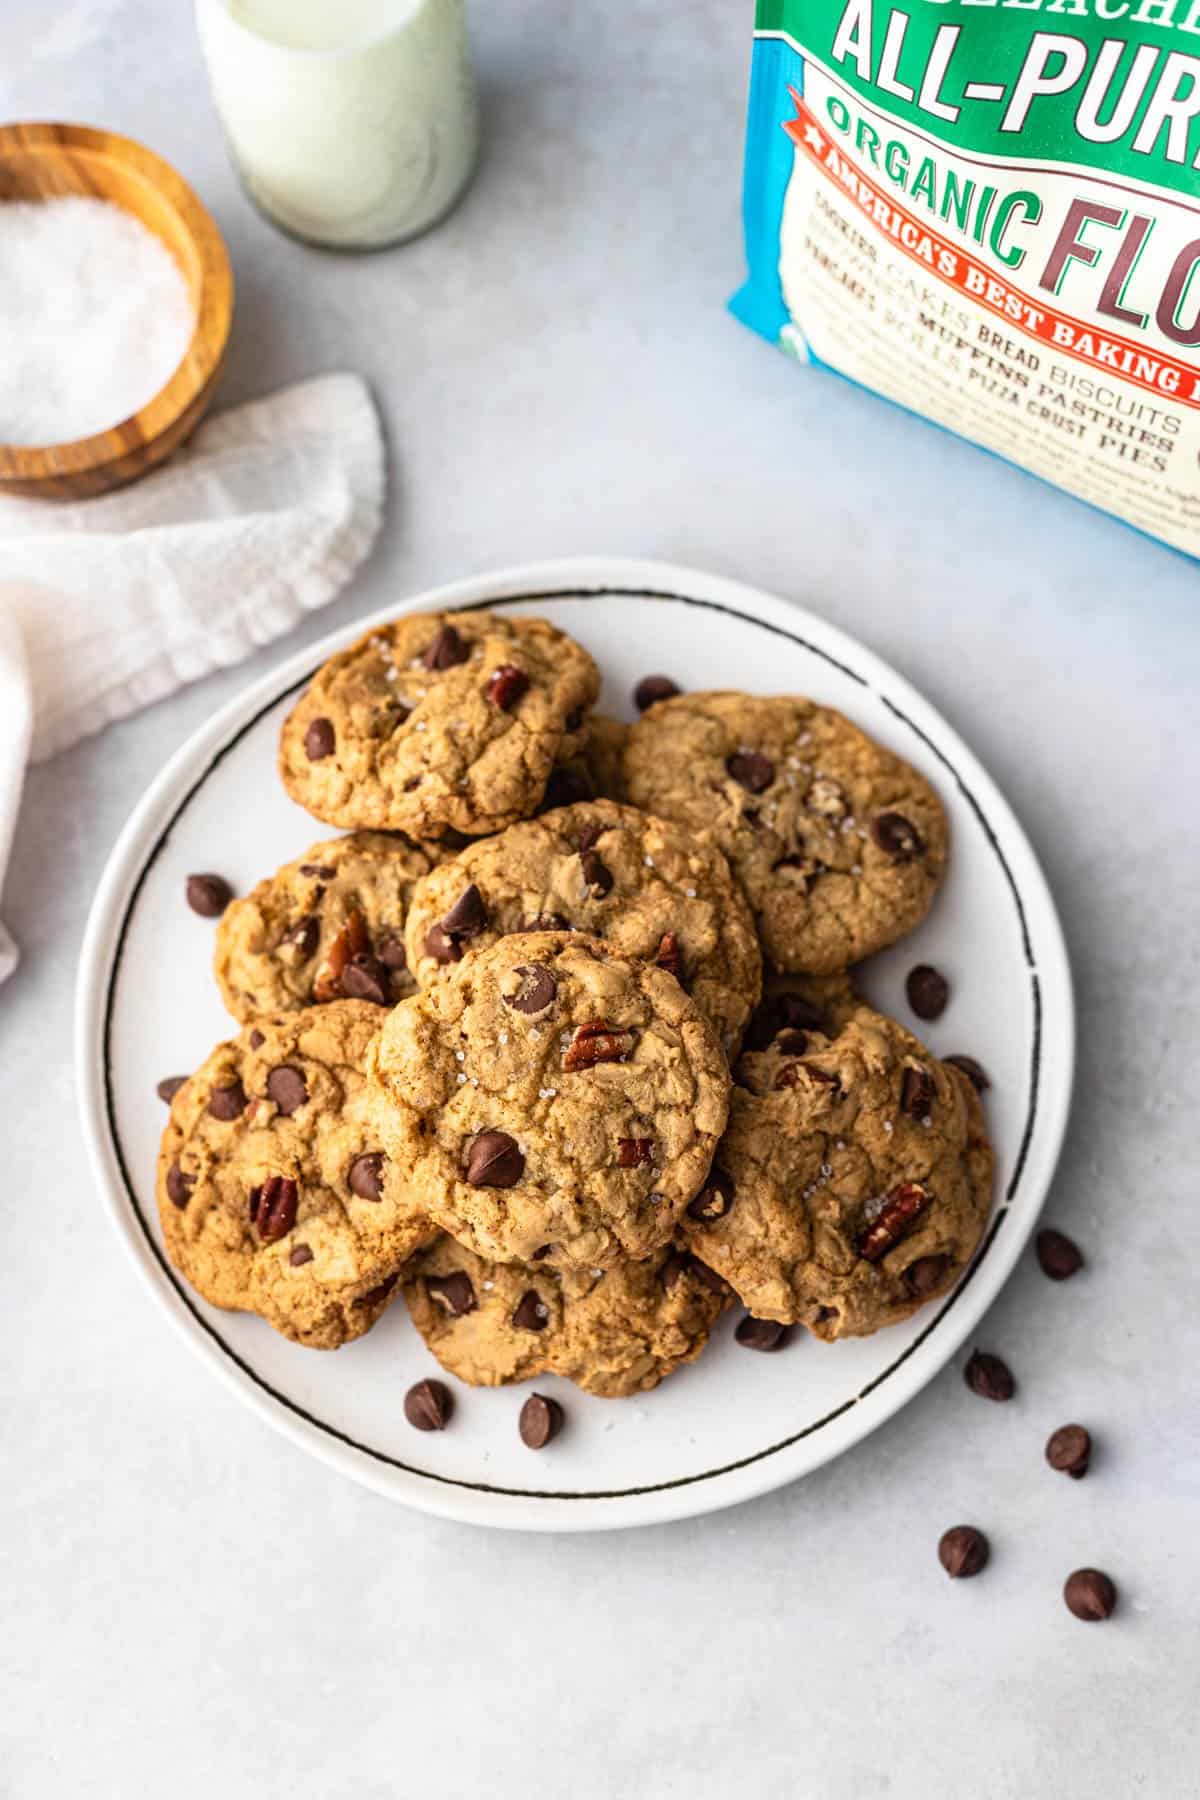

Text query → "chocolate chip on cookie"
[465,1131,525,1188]
[735,1315,791,1352]
[266,1066,308,1115]
[304,717,335,761]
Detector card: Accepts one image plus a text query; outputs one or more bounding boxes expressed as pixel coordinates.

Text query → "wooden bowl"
[0,123,234,500]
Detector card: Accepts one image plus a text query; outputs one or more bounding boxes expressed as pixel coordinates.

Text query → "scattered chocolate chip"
[207,1080,247,1121]
[872,812,924,860]
[288,1245,313,1267]
[486,664,529,710]
[512,1290,550,1332]
[634,674,681,712]
[938,1525,990,1579]
[735,1315,790,1352]
[156,1075,186,1104]
[506,963,557,1015]
[1064,1568,1116,1621]
[340,953,391,1005]
[900,1066,935,1122]
[185,873,232,918]
[405,1378,453,1432]
[266,1066,308,1116]
[857,1182,931,1262]
[906,964,949,1020]
[377,934,408,970]
[562,1019,634,1072]
[964,1349,1015,1402]
[944,1054,990,1092]
[440,884,488,938]
[1037,1228,1084,1281]
[579,847,613,898]
[904,1254,951,1297]
[304,717,335,761]
[1046,1423,1091,1479]
[422,623,469,671]
[426,1271,477,1317]
[298,863,336,879]
[248,1029,265,1049]
[465,1130,525,1187]
[249,1174,298,1242]
[281,917,319,961]
[165,1161,193,1208]
[726,750,774,793]
[688,1169,734,1221]
[348,1152,385,1200]
[519,1393,564,1449]
[424,924,463,965]
[617,1137,653,1167]
[653,931,684,982]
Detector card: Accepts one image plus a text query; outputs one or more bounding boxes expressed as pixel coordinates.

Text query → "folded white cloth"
[0,371,385,984]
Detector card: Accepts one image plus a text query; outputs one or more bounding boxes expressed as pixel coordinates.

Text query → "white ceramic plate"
[77,557,1073,1532]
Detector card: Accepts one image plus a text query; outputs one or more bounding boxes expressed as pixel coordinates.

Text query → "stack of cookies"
[157,608,994,1419]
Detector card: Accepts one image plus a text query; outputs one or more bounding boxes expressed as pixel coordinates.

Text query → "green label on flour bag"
[733,0,1200,558]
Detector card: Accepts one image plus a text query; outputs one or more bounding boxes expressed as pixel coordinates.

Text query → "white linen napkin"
[0,371,385,984]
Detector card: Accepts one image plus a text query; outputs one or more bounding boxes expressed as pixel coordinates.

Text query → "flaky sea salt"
[0,196,195,446]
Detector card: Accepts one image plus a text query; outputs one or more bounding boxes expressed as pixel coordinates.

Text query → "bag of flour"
[733,0,1200,558]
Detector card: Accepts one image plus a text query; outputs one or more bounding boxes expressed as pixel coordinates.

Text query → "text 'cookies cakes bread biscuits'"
[367,930,732,1271]
[403,1235,728,1398]
[680,1005,992,1339]
[623,691,948,974]
[214,831,440,1024]
[279,610,600,840]
[156,1001,433,1348]
[403,799,762,1059]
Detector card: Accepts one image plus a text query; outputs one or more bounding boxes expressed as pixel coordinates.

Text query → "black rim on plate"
[101,586,1044,1503]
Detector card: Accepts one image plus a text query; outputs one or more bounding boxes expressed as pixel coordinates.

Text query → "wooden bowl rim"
[0,121,234,484]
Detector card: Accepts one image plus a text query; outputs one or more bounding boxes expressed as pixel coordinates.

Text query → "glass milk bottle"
[194,0,479,250]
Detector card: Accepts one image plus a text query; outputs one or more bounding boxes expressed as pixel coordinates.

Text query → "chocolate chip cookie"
[214,832,437,1024]
[403,1235,727,1397]
[403,800,761,1057]
[279,611,600,839]
[680,1005,992,1338]
[367,930,731,1269]
[623,693,948,973]
[157,1002,432,1348]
